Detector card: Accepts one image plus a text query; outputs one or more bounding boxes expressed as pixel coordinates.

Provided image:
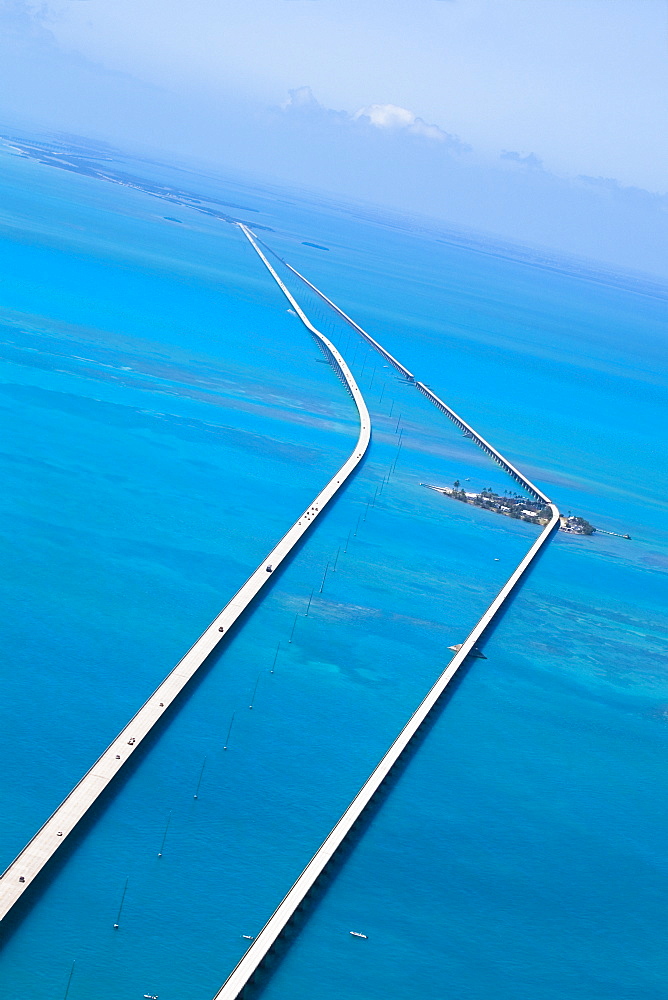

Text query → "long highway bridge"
[1,224,559,1000]
[0,234,371,923]
[209,228,560,999]
[263,240,552,505]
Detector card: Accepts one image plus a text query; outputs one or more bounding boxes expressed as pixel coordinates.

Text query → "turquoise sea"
[0,133,666,1000]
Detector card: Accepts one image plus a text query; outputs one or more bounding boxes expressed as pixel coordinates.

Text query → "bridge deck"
[213,504,559,1000]
[0,232,370,923]
[277,253,550,505]
[212,235,559,999]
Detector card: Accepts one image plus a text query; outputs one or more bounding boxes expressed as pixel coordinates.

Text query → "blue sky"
[1,0,666,275]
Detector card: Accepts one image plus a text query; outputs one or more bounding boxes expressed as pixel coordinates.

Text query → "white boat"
[242,934,254,940]
[349,931,368,939]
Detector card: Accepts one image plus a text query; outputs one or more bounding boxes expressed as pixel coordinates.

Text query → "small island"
[422,481,597,534]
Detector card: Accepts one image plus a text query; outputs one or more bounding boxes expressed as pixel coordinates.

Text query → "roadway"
[0,232,371,923]
[271,248,551,504]
[211,232,559,1000]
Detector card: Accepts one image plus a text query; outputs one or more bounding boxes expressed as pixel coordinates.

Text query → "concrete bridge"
[211,232,559,999]
[0,233,371,924]
[268,246,551,505]
[1,225,559,1000]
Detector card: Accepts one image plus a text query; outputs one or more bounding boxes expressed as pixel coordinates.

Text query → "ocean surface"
[0,132,666,1000]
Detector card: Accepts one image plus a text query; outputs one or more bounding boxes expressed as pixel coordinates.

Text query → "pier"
[211,233,560,1000]
[0,235,371,923]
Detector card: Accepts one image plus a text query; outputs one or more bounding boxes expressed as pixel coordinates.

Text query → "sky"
[1,0,667,276]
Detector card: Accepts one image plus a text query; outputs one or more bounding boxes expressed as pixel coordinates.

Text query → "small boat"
[448,643,487,659]
[242,934,255,940]
[349,931,368,939]
[143,995,159,998]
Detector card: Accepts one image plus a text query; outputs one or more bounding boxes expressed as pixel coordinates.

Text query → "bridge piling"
[210,234,560,1000]
[0,226,371,926]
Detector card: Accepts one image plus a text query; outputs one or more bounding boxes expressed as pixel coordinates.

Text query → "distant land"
[1,133,274,231]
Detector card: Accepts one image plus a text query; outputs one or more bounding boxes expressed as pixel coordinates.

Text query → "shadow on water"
[237,652,477,1000]
[224,526,561,998]
[0,457,368,949]
[0,468,555,965]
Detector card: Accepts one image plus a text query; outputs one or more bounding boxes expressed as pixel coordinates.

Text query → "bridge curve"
[272,249,550,504]
[211,235,559,1000]
[0,236,371,923]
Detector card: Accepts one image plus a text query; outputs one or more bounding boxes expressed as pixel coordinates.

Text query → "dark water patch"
[0,382,327,466]
[0,326,356,431]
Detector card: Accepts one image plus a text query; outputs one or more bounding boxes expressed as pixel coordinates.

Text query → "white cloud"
[356,103,415,129]
[354,102,450,142]
[282,89,465,147]
[281,91,469,151]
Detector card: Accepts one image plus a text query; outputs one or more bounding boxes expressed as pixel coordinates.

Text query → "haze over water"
[0,137,666,1000]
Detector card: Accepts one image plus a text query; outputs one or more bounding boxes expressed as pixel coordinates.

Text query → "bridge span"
[267,245,551,505]
[0,235,371,924]
[211,231,559,1000]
